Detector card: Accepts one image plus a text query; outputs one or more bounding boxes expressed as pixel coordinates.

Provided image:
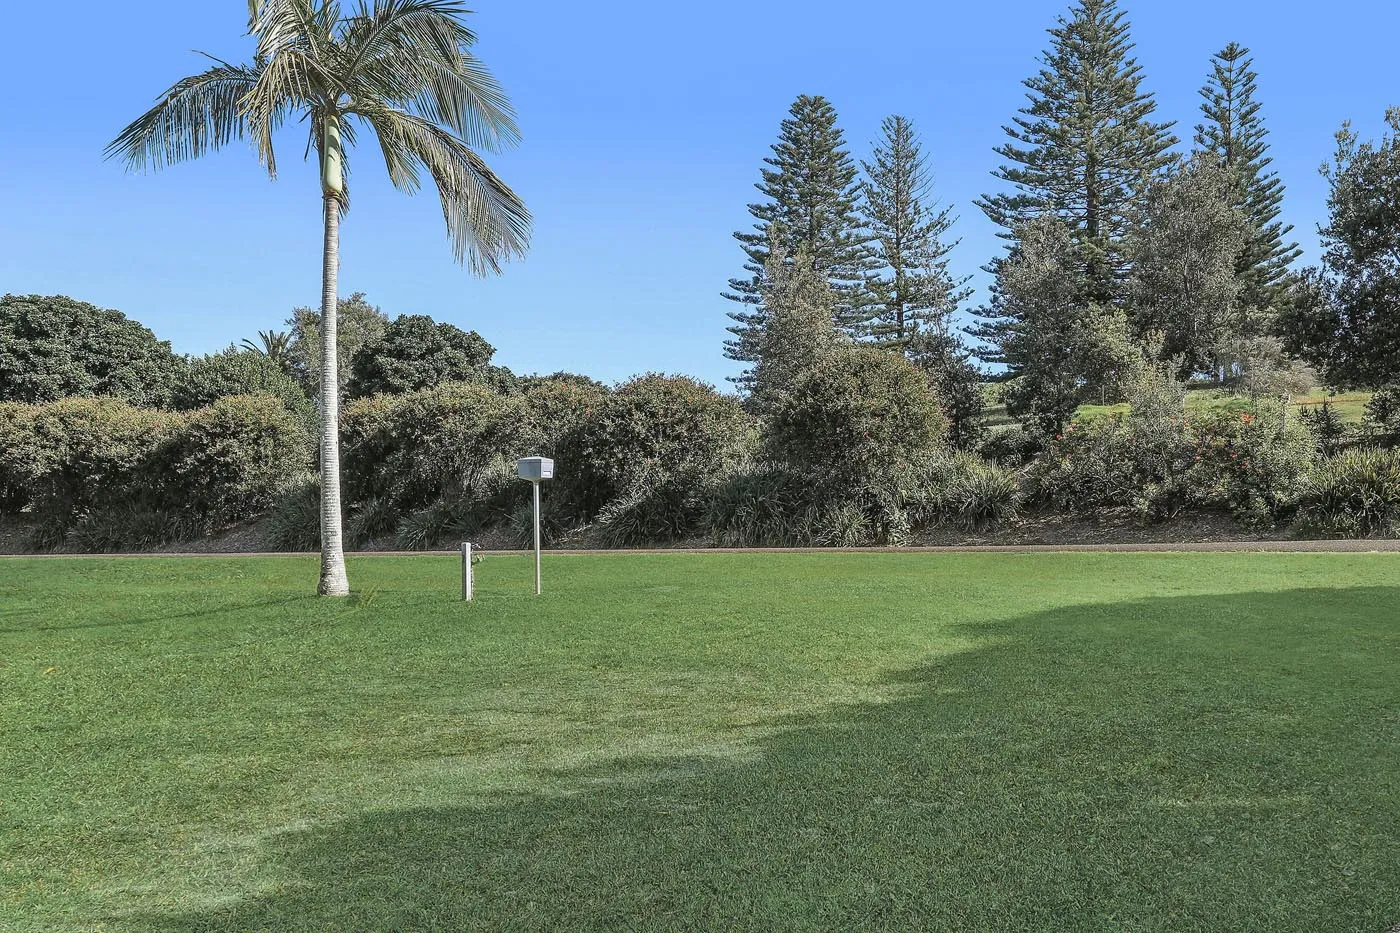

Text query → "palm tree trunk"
[317,191,350,597]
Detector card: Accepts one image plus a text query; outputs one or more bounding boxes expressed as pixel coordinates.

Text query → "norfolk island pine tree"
[107,0,530,595]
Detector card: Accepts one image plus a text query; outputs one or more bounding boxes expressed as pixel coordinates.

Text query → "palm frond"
[105,62,259,171]
[352,102,529,274]
[336,0,519,151]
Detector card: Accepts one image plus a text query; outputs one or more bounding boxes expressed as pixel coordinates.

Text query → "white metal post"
[461,542,473,601]
[532,480,542,596]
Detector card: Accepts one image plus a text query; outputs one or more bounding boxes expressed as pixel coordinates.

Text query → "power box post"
[516,456,555,597]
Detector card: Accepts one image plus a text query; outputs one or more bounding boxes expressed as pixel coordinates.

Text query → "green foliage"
[861,115,972,349]
[977,0,1177,304]
[1,395,310,550]
[970,217,1138,435]
[1295,448,1400,537]
[342,383,531,520]
[173,347,315,432]
[593,475,703,548]
[11,397,181,543]
[1129,154,1251,376]
[749,244,841,415]
[0,403,36,514]
[915,452,1022,530]
[1279,110,1400,387]
[156,395,313,530]
[1299,401,1349,456]
[911,331,986,450]
[704,464,819,547]
[978,424,1044,468]
[0,294,183,407]
[725,95,876,379]
[1189,403,1317,530]
[1362,384,1400,445]
[1194,43,1301,313]
[286,294,390,397]
[348,314,498,398]
[1031,382,1315,528]
[567,375,754,524]
[766,347,946,543]
[264,475,321,552]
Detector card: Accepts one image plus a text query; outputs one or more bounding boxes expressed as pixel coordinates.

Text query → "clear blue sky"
[1,1,1395,386]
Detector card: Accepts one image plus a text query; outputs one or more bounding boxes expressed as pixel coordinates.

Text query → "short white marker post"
[516,456,555,596]
[461,542,473,601]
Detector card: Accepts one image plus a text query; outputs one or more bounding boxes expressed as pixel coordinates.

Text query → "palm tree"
[241,329,293,369]
[109,0,530,596]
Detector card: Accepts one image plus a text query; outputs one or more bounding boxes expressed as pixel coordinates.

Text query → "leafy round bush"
[0,294,183,406]
[157,394,313,529]
[173,348,314,433]
[342,382,530,515]
[1189,405,1317,530]
[565,374,754,523]
[15,397,181,543]
[347,314,497,398]
[767,346,947,497]
[1294,448,1400,537]
[0,403,36,514]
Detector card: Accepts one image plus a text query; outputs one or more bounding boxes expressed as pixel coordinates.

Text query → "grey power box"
[517,456,554,482]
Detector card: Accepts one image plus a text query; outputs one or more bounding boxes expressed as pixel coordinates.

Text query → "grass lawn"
[984,388,1375,429]
[3,553,1399,931]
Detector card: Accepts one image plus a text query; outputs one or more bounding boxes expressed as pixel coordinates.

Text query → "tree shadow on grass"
[136,587,1400,932]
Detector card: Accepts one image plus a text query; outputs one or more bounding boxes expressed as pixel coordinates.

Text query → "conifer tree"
[1194,43,1301,312]
[724,95,875,381]
[750,237,842,416]
[977,0,1176,305]
[861,115,972,349]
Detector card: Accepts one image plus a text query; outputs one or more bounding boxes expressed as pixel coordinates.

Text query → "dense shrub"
[156,395,313,530]
[264,475,321,552]
[342,382,529,512]
[13,398,181,543]
[0,403,36,513]
[347,314,498,398]
[705,464,819,547]
[565,375,753,527]
[977,424,1043,467]
[914,452,1022,530]
[341,383,550,547]
[0,294,183,407]
[0,395,310,550]
[1299,400,1348,456]
[1363,385,1400,445]
[174,348,314,432]
[1189,404,1317,530]
[768,347,947,495]
[1294,448,1400,537]
[1031,399,1315,529]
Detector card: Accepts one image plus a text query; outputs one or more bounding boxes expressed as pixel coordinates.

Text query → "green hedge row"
[0,394,311,550]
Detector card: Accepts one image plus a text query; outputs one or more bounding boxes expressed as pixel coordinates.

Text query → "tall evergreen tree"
[977,0,1176,305]
[724,95,875,381]
[1194,43,1301,312]
[861,115,972,349]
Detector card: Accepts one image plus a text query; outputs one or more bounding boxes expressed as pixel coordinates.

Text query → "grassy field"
[3,553,1399,931]
[983,388,1375,428]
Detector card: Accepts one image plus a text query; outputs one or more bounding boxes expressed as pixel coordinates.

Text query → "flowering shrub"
[1189,403,1317,530]
[1029,401,1315,528]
